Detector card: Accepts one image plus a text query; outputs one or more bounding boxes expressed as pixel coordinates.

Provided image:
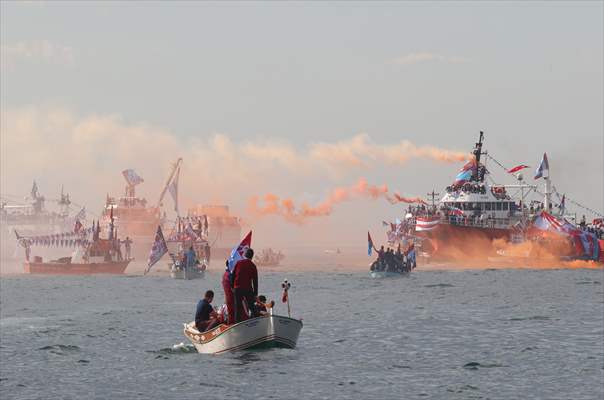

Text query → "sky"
[1,1,603,247]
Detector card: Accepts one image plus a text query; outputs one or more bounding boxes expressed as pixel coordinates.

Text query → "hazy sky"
[1,1,602,247]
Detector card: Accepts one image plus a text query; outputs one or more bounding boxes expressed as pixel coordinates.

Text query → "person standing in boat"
[230,248,258,323]
[123,236,132,260]
[222,262,235,324]
[185,245,198,271]
[195,290,219,332]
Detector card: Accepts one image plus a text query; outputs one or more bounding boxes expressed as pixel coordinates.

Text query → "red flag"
[507,164,529,174]
[227,231,252,273]
[281,289,288,303]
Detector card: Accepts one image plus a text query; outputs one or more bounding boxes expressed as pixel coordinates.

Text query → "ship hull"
[417,223,512,260]
[23,260,131,275]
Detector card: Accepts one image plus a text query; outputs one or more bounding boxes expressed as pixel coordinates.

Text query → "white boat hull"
[183,315,303,354]
[170,268,205,280]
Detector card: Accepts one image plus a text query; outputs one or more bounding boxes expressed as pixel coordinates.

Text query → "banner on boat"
[454,159,476,185]
[532,211,600,261]
[146,226,168,274]
[415,217,440,232]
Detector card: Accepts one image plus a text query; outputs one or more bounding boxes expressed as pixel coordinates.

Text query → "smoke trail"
[248,177,425,224]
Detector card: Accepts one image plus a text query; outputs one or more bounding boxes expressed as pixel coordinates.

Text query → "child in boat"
[255,295,274,316]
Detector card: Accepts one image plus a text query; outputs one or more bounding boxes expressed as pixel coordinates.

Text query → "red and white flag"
[415,217,440,232]
[227,231,252,274]
[507,164,529,174]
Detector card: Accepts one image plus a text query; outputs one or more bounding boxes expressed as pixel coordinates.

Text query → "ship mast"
[156,158,183,210]
[472,131,486,183]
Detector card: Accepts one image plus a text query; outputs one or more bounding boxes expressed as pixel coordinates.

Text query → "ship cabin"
[439,183,522,229]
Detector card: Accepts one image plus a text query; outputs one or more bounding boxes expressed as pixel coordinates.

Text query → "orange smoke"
[248,177,417,224]
[388,193,428,205]
[424,232,602,269]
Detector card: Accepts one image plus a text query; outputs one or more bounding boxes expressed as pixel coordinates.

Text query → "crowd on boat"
[370,244,416,273]
[194,247,274,332]
[579,216,604,239]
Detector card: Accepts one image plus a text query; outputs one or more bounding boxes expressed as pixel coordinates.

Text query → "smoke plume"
[248,177,426,224]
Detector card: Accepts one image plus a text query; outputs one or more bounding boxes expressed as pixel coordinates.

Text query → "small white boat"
[183,315,303,354]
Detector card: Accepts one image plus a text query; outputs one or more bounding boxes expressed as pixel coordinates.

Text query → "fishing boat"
[187,204,241,259]
[404,132,603,261]
[1,182,80,260]
[100,159,182,260]
[368,232,417,278]
[166,218,211,280]
[254,248,285,267]
[19,215,132,275]
[183,314,303,354]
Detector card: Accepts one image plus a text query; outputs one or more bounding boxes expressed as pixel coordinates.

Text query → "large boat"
[407,132,602,261]
[187,205,241,258]
[100,159,182,260]
[1,182,78,260]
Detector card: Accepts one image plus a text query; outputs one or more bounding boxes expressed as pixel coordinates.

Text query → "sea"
[1,261,603,400]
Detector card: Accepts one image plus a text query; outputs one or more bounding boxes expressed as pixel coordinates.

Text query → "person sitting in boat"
[230,248,259,323]
[195,290,219,332]
[255,295,274,316]
[216,303,229,325]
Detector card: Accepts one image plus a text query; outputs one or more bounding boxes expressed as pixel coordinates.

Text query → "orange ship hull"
[24,260,131,275]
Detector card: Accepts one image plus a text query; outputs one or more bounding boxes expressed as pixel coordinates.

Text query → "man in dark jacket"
[230,248,258,323]
[195,290,218,332]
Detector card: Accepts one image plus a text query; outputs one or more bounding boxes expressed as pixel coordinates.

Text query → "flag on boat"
[168,165,180,214]
[185,223,199,240]
[454,160,476,184]
[122,169,144,186]
[534,153,549,180]
[558,194,566,215]
[367,232,374,256]
[532,211,600,261]
[507,164,529,174]
[227,231,252,274]
[415,217,440,231]
[73,207,86,222]
[146,226,168,274]
[73,219,83,233]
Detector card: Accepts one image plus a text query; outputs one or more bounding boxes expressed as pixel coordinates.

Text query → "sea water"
[1,265,603,399]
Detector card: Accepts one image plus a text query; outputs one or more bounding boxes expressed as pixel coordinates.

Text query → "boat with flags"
[404,132,603,263]
[254,248,285,267]
[100,158,182,261]
[367,232,417,278]
[165,216,211,279]
[17,210,132,274]
[1,182,83,259]
[183,232,302,353]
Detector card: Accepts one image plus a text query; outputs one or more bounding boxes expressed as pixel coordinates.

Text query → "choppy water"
[1,267,603,399]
